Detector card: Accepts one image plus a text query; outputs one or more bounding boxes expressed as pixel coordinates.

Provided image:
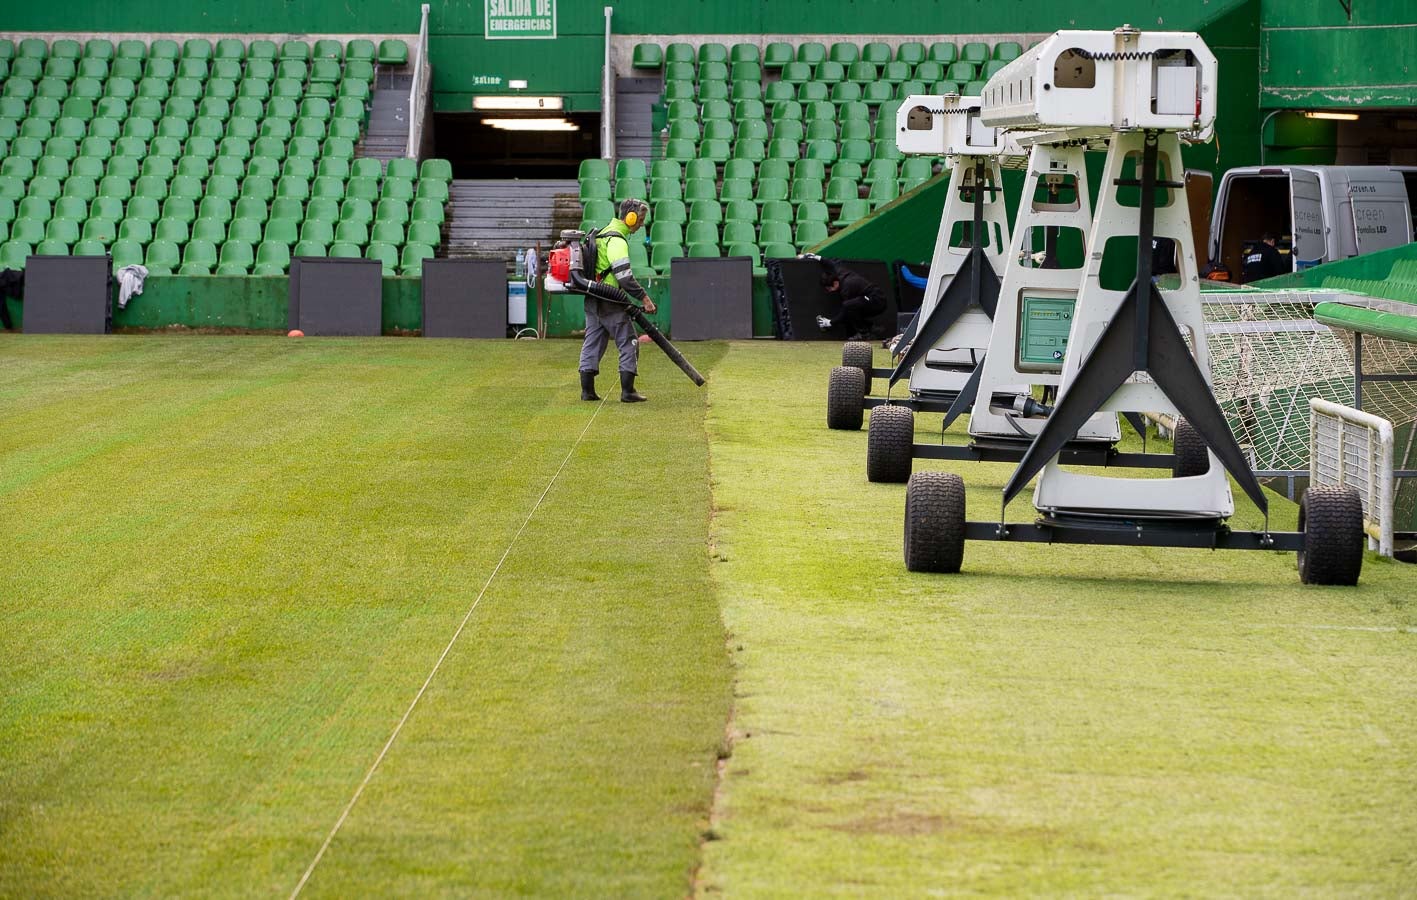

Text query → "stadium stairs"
[445,179,581,276]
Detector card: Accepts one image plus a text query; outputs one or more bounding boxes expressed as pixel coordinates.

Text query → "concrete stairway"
[445,179,582,274]
[356,69,414,163]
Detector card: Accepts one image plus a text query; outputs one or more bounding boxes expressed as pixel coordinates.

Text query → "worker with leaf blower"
[579,198,656,403]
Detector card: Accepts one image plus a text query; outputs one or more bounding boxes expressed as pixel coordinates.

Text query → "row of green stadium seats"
[657,57,1006,86]
[0,236,435,275]
[0,38,406,66]
[0,134,364,165]
[640,191,899,228]
[1,114,364,143]
[1,149,446,183]
[588,140,902,171]
[583,156,934,185]
[0,56,374,85]
[0,215,441,249]
[638,175,927,203]
[633,40,1022,69]
[1,74,372,103]
[642,211,860,243]
[662,78,984,104]
[664,98,903,123]
[0,173,448,204]
[0,195,446,230]
[664,119,890,143]
[0,95,368,125]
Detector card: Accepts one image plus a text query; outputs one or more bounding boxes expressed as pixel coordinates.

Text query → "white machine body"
[967,142,1119,443]
[977,28,1233,518]
[979,27,1216,143]
[895,95,1019,397]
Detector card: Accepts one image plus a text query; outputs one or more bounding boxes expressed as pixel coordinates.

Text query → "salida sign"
[486,0,557,39]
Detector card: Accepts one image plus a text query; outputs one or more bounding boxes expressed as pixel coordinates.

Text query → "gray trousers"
[578,297,638,375]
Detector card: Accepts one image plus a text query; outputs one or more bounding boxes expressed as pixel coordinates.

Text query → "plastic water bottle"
[514,249,526,279]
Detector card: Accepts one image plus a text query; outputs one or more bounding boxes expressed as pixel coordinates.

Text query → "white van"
[1207,165,1417,282]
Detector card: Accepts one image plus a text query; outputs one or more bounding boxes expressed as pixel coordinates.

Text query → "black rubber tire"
[827,366,866,430]
[842,341,874,394]
[1172,418,1210,478]
[1298,485,1365,586]
[867,404,915,483]
[904,471,966,573]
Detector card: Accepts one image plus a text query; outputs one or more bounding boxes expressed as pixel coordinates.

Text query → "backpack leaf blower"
[546,230,706,386]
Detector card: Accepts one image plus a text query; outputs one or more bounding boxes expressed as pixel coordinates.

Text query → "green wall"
[1260,0,1417,107]
[7,0,1260,114]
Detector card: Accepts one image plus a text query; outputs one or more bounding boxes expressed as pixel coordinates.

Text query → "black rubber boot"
[620,371,647,403]
[579,370,600,401]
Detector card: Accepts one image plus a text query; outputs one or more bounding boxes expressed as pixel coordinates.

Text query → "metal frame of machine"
[902,26,1366,585]
[827,93,1013,430]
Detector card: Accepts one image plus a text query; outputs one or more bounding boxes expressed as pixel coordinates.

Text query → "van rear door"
[1290,169,1325,269]
[1348,176,1412,255]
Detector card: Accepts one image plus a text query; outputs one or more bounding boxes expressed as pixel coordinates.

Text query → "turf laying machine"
[902,26,1366,585]
[826,92,1015,430]
[857,90,1173,481]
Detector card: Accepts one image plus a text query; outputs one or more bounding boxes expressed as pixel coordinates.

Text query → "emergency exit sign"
[486,0,557,39]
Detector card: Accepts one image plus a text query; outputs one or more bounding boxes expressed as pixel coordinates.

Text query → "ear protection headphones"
[624,208,640,228]
[622,199,647,229]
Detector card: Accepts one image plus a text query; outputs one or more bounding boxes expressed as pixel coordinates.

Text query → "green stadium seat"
[721,221,755,245]
[73,238,106,255]
[795,221,828,247]
[579,199,613,225]
[737,118,769,142]
[153,219,189,246]
[946,62,976,82]
[730,60,761,82]
[19,38,48,60]
[163,197,197,224]
[632,43,663,69]
[800,82,831,104]
[927,41,958,64]
[335,218,369,245]
[781,61,811,85]
[328,241,361,259]
[83,38,115,61]
[192,218,226,244]
[721,199,755,224]
[36,238,71,256]
[962,80,987,96]
[816,60,845,83]
[686,242,719,259]
[698,42,728,66]
[827,42,857,65]
[764,82,796,104]
[767,139,800,162]
[45,58,77,82]
[649,243,680,273]
[805,140,837,164]
[73,156,106,179]
[613,158,645,181]
[664,139,695,163]
[826,176,859,204]
[346,39,375,62]
[254,240,291,275]
[663,79,695,102]
[847,61,877,84]
[698,81,729,102]
[794,159,826,182]
[63,175,97,201]
[310,39,342,61]
[293,240,327,258]
[407,221,440,247]
[0,241,29,268]
[29,176,62,201]
[377,40,408,66]
[364,241,396,274]
[839,119,871,142]
[226,217,262,244]
[982,59,1009,80]
[370,220,403,246]
[180,239,217,273]
[215,39,245,61]
[700,60,729,83]
[195,195,232,223]
[732,138,765,162]
[652,199,685,224]
[961,42,990,65]
[683,178,715,203]
[763,42,793,69]
[419,159,452,182]
[399,243,434,275]
[664,42,694,66]
[116,218,151,244]
[144,239,180,273]
[795,42,825,65]
[650,222,682,246]
[45,217,79,246]
[689,200,722,225]
[797,201,830,225]
[216,240,253,274]
[306,198,339,223]
[868,178,900,207]
[757,220,792,246]
[792,178,824,203]
[650,178,682,202]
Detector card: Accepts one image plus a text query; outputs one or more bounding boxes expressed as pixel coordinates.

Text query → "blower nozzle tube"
[570,271,706,387]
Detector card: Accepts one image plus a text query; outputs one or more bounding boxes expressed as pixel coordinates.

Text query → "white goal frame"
[1309,398,1395,556]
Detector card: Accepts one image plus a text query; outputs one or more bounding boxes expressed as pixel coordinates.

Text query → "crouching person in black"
[815,260,887,341]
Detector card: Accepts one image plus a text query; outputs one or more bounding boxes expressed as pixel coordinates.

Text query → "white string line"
[289,397,607,899]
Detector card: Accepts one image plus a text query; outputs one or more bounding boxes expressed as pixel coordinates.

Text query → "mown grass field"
[2,334,1414,897]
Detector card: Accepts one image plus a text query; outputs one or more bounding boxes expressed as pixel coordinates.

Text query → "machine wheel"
[1172,418,1210,477]
[904,472,966,573]
[827,366,866,430]
[842,341,874,394]
[867,405,915,483]
[1298,485,1365,586]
